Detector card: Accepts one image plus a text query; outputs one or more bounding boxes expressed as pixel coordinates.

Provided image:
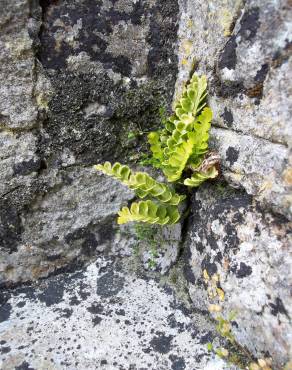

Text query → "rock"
[0,0,40,129]
[0,132,39,197]
[115,223,182,274]
[0,169,134,285]
[1,0,291,367]
[175,1,292,366]
[176,0,292,220]
[0,255,234,370]
[210,127,291,218]
[0,0,180,285]
[184,182,292,368]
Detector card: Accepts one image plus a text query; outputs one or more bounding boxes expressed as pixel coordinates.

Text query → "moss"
[40,72,171,168]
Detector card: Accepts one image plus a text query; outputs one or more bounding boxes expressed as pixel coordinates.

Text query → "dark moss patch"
[13,159,41,176]
[238,7,260,41]
[231,262,252,278]
[40,72,169,167]
[37,279,65,306]
[221,108,234,127]
[218,36,237,70]
[269,297,289,318]
[226,147,239,166]
[182,244,196,284]
[149,332,174,354]
[169,354,186,370]
[0,202,23,253]
[96,266,125,298]
[147,1,179,79]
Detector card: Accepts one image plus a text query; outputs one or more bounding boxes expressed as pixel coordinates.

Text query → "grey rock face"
[0,0,39,129]
[0,0,180,285]
[176,0,292,219]
[175,0,292,366]
[184,183,292,367]
[1,0,291,367]
[1,169,134,285]
[0,255,234,370]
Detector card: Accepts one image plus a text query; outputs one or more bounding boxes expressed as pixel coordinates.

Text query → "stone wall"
[176,0,292,367]
[0,0,179,285]
[0,0,291,368]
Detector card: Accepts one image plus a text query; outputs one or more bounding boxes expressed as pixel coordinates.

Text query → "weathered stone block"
[184,183,292,367]
[0,0,180,285]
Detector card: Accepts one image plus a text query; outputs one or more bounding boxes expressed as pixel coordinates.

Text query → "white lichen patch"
[0,256,231,370]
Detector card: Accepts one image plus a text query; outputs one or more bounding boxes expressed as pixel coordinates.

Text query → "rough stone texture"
[0,0,180,286]
[115,223,182,274]
[0,256,234,370]
[184,183,292,367]
[176,0,292,219]
[1,0,292,368]
[1,169,134,285]
[0,0,39,129]
[175,0,292,367]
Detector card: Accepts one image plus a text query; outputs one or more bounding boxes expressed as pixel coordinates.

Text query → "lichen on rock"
[0,0,180,285]
[0,0,291,368]
[176,0,292,366]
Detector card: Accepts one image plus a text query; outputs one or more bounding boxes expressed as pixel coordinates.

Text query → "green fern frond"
[94,162,131,182]
[191,107,213,158]
[174,74,207,120]
[183,166,218,187]
[117,200,180,225]
[147,132,164,162]
[127,172,185,205]
[162,132,197,182]
[95,162,185,205]
[147,74,214,184]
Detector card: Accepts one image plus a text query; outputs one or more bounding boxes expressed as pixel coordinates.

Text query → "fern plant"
[94,74,219,225]
[148,74,218,186]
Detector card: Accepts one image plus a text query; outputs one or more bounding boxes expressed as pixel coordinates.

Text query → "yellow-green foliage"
[184,166,218,187]
[148,74,218,184]
[117,200,180,225]
[95,162,185,205]
[94,74,219,226]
